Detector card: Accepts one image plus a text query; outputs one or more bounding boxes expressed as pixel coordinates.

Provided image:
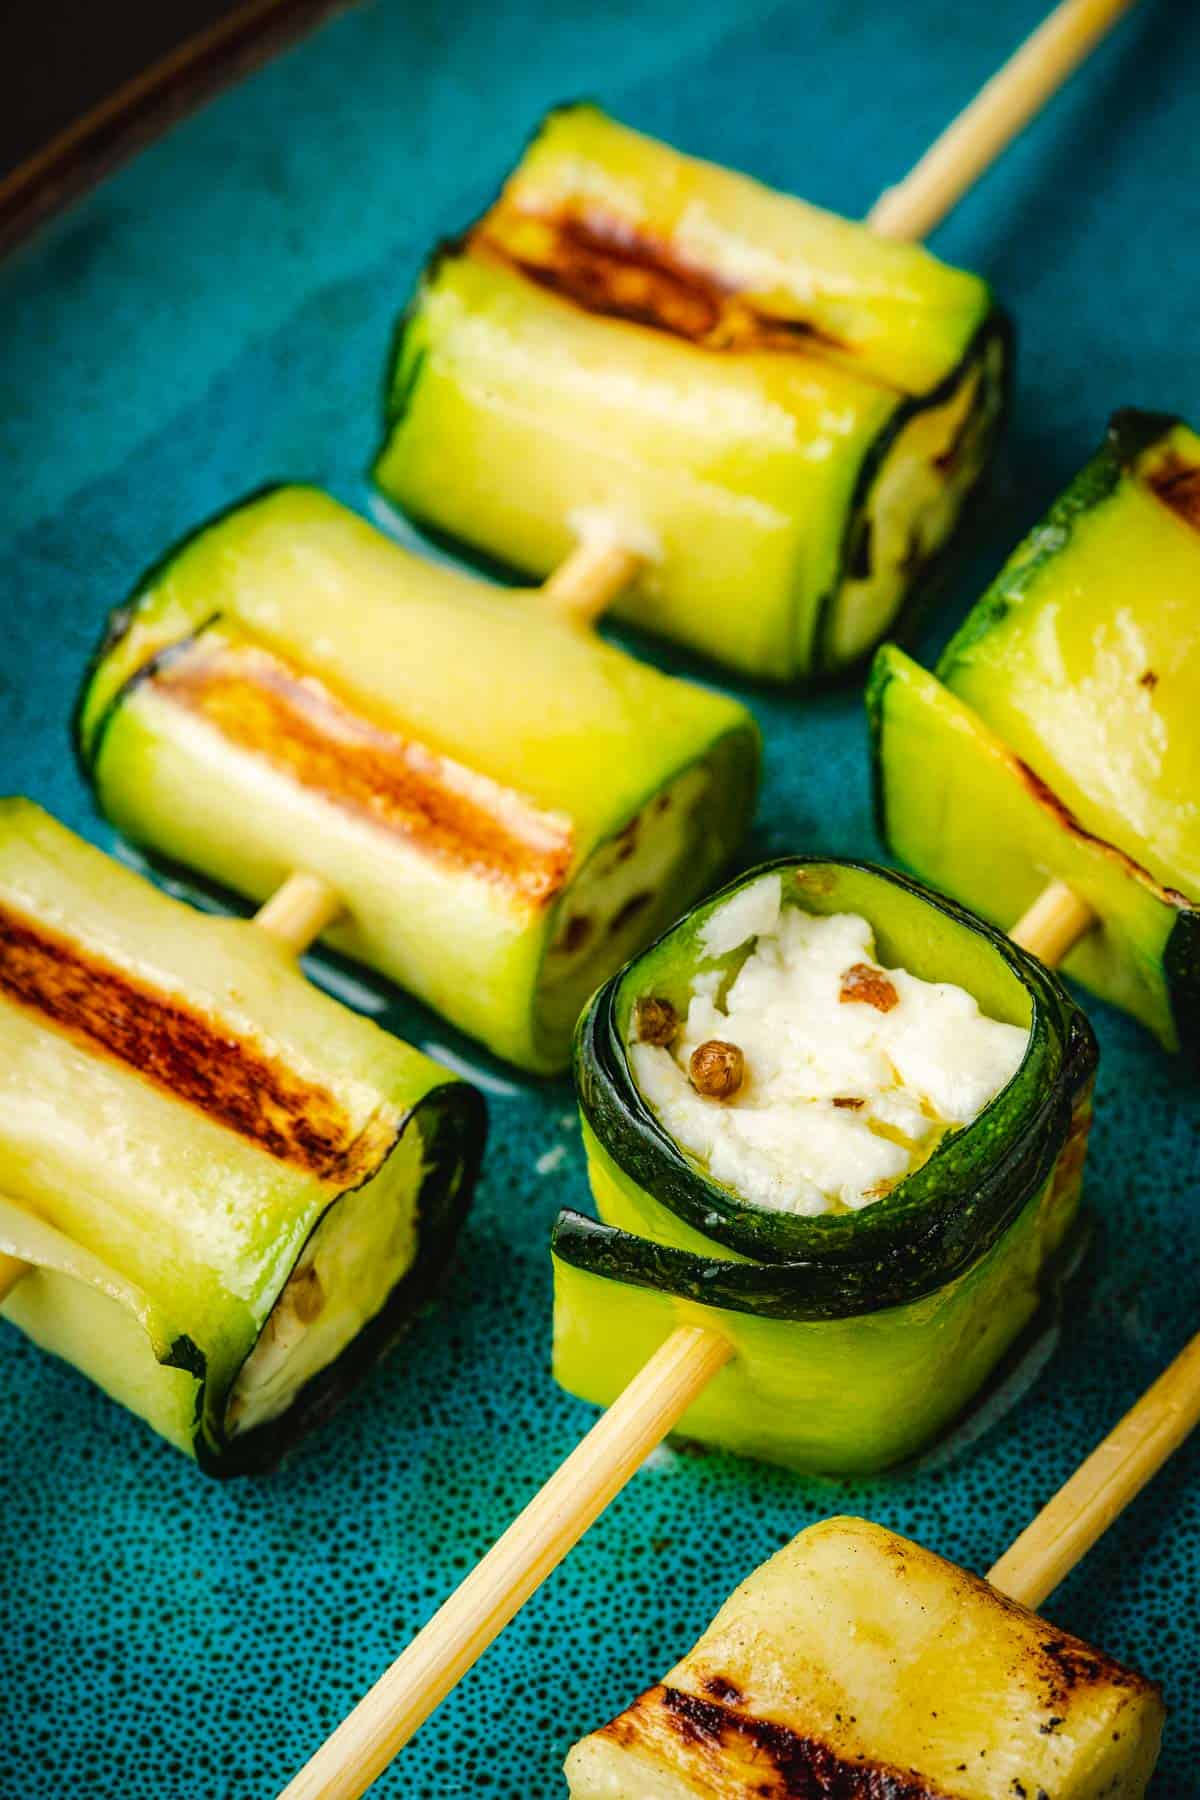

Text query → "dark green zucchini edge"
[559,859,1095,1322]
[1163,918,1200,1064]
[207,1081,486,1477]
[810,307,1013,683]
[936,408,1181,678]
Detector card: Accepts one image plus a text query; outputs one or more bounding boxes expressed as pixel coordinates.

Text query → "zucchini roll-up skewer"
[556,861,1095,1472]
[76,487,759,1074]
[871,410,1200,1055]
[0,802,485,1475]
[375,103,1009,682]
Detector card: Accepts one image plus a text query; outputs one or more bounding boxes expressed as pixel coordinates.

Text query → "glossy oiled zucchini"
[565,1517,1163,1799]
[871,410,1200,1054]
[375,104,1009,681]
[553,861,1095,1474]
[76,486,759,1073]
[0,801,485,1475]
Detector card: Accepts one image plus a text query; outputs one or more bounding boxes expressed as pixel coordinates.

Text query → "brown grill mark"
[1147,449,1200,531]
[600,1684,953,1799]
[833,1096,865,1109]
[1013,755,1195,909]
[144,634,574,912]
[471,206,849,357]
[840,963,899,1012]
[0,904,391,1183]
[1035,1636,1142,1710]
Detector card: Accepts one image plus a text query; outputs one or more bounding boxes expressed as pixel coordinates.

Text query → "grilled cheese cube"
[565,1517,1163,1799]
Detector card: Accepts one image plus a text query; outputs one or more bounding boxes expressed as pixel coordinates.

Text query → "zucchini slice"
[0,801,485,1475]
[565,1517,1163,1799]
[553,861,1095,1474]
[870,411,1200,1053]
[375,104,1008,681]
[76,486,760,1073]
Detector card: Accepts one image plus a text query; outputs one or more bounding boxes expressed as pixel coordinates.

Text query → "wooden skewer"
[253,869,344,955]
[990,1325,1200,1609]
[867,0,1137,242]
[538,537,644,629]
[1009,878,1095,966]
[0,869,343,1309]
[273,883,1103,1795]
[277,1326,731,1800]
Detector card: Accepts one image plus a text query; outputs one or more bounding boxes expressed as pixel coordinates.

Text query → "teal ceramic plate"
[2,1,1198,1793]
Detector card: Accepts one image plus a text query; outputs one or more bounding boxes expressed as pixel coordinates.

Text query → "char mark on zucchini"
[145,632,575,910]
[1146,449,1200,531]
[0,903,391,1182]
[1014,754,1195,909]
[470,210,848,357]
[603,1684,952,1799]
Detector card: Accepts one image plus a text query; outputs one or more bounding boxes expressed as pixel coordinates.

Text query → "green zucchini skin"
[73,484,759,1074]
[0,801,487,1477]
[871,410,1200,1056]
[554,860,1095,1473]
[374,104,1010,684]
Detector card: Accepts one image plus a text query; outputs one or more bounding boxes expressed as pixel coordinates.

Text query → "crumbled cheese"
[631,905,1027,1217]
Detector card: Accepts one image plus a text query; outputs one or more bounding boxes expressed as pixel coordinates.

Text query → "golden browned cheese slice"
[564,1518,1163,1799]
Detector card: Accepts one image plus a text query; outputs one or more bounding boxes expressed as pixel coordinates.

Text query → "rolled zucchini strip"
[76,486,759,1073]
[375,104,1009,681]
[0,801,485,1475]
[871,409,1200,1054]
[565,1517,1163,1799]
[553,861,1095,1474]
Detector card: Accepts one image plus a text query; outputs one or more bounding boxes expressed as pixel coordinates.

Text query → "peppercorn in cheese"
[630,873,1028,1215]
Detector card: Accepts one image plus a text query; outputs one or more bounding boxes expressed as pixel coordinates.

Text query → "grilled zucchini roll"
[565,1517,1163,1799]
[553,862,1095,1473]
[0,801,485,1475]
[871,410,1200,1054]
[76,486,759,1073]
[375,104,1008,681]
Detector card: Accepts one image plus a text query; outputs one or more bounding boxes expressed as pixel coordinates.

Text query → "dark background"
[2,0,244,180]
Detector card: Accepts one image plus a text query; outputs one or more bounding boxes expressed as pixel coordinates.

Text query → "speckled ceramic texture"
[1,1,1198,1794]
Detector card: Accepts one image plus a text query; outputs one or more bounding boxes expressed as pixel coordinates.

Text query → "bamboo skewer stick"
[538,538,644,629]
[1009,879,1096,965]
[0,869,343,1309]
[277,1325,731,1800]
[254,869,344,954]
[867,0,1137,242]
[990,1326,1200,1610]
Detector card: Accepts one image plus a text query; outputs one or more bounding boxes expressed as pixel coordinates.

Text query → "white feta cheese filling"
[630,876,1028,1217]
[226,1122,425,1438]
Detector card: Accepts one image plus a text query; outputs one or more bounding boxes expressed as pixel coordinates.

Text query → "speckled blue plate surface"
[2,1,1198,1793]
